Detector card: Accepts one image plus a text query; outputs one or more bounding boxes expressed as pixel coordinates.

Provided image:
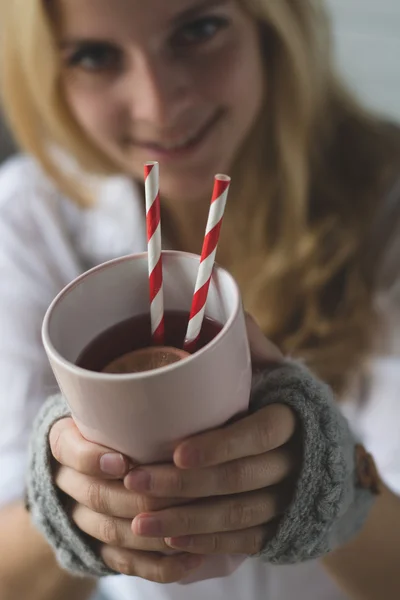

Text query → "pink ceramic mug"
[42,250,252,583]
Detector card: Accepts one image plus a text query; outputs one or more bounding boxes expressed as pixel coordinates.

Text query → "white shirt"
[0,155,399,600]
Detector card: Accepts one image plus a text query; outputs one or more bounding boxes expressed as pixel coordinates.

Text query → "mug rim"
[42,250,243,381]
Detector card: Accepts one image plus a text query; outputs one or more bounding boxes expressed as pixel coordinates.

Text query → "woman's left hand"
[124,403,299,555]
[124,316,300,556]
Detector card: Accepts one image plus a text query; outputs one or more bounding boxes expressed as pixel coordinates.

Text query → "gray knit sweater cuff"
[26,362,377,577]
[251,361,376,563]
[27,394,114,578]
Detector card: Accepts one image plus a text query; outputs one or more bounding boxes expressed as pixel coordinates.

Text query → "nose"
[123,53,193,130]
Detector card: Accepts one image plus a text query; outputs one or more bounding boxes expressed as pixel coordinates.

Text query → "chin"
[160,174,218,205]
[115,145,233,202]
[161,185,209,205]
[166,158,234,199]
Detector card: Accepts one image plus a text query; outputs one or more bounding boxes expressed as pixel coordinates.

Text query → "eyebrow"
[60,39,109,50]
[172,0,231,26]
[59,0,231,50]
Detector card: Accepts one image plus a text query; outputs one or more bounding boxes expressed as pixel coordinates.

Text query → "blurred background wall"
[326,0,400,121]
[0,0,399,163]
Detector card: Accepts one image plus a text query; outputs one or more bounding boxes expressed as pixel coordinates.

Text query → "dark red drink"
[76,310,223,373]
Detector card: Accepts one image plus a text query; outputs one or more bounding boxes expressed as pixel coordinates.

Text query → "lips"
[126,110,224,155]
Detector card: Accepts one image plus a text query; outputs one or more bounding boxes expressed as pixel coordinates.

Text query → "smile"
[126,110,224,158]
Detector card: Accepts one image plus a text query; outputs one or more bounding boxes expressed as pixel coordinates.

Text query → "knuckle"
[86,480,109,513]
[249,529,264,554]
[114,555,136,577]
[147,496,167,511]
[224,502,244,530]
[178,510,196,534]
[105,552,182,583]
[134,494,151,514]
[224,500,254,531]
[209,534,222,553]
[220,461,244,492]
[169,470,185,495]
[155,560,181,584]
[157,538,172,553]
[100,517,121,546]
[135,494,163,514]
[254,415,275,451]
[213,438,232,465]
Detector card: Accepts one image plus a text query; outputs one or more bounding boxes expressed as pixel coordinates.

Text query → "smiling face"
[54,0,265,202]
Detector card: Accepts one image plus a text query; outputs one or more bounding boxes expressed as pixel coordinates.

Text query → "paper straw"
[184,174,231,353]
[144,162,164,345]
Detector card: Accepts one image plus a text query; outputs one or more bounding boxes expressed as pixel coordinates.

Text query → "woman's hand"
[123,316,300,558]
[49,315,297,578]
[49,419,204,583]
[124,402,299,557]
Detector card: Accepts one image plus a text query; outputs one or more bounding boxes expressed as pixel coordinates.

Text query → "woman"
[0,0,400,599]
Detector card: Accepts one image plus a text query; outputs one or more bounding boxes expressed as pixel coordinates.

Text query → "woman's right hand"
[49,418,204,583]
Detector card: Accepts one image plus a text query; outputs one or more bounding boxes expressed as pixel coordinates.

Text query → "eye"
[172,16,229,49]
[66,43,122,73]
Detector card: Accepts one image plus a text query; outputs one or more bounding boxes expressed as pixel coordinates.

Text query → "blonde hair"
[0,0,116,203]
[1,0,399,394]
[225,0,400,393]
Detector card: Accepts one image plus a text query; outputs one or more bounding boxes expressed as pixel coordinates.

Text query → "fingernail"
[181,555,203,571]
[100,453,126,477]
[125,469,151,492]
[135,516,163,536]
[176,445,202,469]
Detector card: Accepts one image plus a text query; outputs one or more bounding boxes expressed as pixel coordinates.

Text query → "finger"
[49,417,131,479]
[174,403,297,469]
[125,445,297,498]
[71,503,171,553]
[166,523,278,555]
[133,488,285,538]
[245,313,283,365]
[56,466,186,518]
[101,546,204,583]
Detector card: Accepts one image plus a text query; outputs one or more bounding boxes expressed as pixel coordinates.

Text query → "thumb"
[245,313,283,365]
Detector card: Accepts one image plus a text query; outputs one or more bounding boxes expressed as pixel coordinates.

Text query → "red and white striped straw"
[144,162,165,345]
[184,174,231,353]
